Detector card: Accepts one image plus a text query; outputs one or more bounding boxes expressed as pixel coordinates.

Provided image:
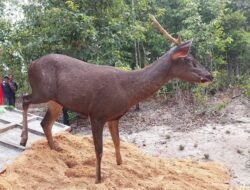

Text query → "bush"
[192,85,207,106]
[243,78,250,100]
[68,111,77,121]
[206,71,228,93]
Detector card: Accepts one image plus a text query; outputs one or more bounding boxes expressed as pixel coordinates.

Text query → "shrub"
[243,78,250,100]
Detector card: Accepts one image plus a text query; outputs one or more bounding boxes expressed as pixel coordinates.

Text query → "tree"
[0,0,249,94]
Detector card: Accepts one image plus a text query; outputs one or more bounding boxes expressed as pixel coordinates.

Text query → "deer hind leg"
[20,94,32,146]
[90,118,105,184]
[40,101,62,150]
[107,120,122,165]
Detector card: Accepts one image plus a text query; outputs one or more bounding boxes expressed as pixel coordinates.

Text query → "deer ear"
[171,40,193,61]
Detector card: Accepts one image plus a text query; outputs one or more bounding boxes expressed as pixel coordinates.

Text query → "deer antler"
[152,16,181,46]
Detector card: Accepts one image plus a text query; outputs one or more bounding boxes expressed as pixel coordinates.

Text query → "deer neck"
[127,53,173,105]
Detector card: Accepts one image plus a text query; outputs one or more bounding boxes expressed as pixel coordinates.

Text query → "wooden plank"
[0,140,24,172]
[0,123,17,133]
[16,125,44,136]
[0,118,9,125]
[0,140,25,151]
[0,123,43,137]
[27,116,39,122]
[0,106,71,173]
[0,127,42,147]
[0,108,33,124]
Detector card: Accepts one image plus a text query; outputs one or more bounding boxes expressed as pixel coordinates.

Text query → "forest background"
[0,0,249,99]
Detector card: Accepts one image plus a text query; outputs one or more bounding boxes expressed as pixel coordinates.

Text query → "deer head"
[152,16,213,84]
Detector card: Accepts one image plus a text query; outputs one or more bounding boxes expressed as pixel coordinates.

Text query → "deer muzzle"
[200,75,213,84]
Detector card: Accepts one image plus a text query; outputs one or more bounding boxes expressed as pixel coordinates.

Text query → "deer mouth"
[200,76,213,84]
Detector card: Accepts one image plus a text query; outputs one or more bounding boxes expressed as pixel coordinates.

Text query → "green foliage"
[0,0,249,96]
[210,101,227,114]
[193,86,207,106]
[68,111,77,121]
[5,105,15,111]
[208,71,229,91]
[157,82,174,96]
[243,78,250,100]
[209,98,230,114]
[116,65,131,71]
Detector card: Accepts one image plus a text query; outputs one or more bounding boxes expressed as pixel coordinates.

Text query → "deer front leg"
[90,118,105,184]
[108,120,122,165]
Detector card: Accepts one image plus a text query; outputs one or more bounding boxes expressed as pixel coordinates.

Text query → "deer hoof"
[20,138,27,146]
[117,161,122,165]
[54,144,63,152]
[95,178,101,184]
[49,142,63,152]
[116,153,122,165]
[116,158,122,165]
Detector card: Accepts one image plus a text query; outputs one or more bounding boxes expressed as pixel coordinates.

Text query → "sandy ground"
[70,92,250,188]
[120,97,250,187]
[0,132,241,190]
[10,89,250,189]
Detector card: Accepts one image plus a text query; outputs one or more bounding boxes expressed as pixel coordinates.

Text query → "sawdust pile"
[0,132,237,190]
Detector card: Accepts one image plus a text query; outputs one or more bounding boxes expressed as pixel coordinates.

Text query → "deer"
[20,16,213,184]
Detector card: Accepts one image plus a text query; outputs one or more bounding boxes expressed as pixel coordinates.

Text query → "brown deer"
[20,16,212,183]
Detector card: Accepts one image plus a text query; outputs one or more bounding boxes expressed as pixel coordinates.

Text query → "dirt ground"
[10,89,250,189]
[0,132,241,190]
[69,90,250,188]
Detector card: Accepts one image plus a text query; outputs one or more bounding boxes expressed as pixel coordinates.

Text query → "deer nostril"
[207,75,213,81]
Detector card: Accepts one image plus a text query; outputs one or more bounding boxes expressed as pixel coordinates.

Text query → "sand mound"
[0,132,238,190]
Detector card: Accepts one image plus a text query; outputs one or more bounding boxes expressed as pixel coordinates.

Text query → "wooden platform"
[0,106,70,173]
